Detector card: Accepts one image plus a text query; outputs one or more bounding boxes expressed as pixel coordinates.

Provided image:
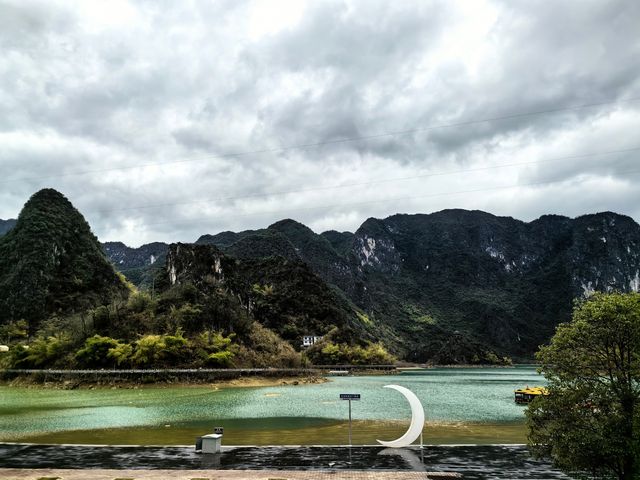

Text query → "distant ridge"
[0,218,16,236]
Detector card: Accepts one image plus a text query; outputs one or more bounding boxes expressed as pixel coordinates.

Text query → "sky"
[1,0,639,247]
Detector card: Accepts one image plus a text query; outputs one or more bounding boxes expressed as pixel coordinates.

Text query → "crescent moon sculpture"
[376,385,424,448]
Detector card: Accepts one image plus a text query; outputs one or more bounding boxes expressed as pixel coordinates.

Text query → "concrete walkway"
[0,469,461,479]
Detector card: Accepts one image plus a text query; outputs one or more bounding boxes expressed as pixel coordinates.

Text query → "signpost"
[340,393,361,445]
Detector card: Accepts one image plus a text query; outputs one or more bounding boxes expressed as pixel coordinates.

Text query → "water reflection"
[378,447,425,471]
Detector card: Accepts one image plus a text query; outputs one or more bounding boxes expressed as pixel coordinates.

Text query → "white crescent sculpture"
[376,384,424,448]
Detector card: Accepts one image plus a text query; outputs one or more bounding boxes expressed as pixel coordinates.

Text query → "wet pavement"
[0,444,573,479]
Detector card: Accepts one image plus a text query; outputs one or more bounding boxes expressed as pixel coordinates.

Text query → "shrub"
[75,335,120,368]
[208,350,235,367]
[0,320,28,344]
[107,342,133,367]
[307,340,395,365]
[126,292,156,314]
[192,330,237,367]
[235,323,301,368]
[130,335,166,367]
[7,334,73,368]
[129,331,192,367]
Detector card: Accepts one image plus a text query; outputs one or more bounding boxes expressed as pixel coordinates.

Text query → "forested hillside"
[0,190,127,332]
[0,190,395,369]
[3,189,639,365]
[195,210,640,361]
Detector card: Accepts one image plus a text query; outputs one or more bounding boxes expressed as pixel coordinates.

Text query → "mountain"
[195,210,640,361]
[160,243,369,346]
[4,217,170,289]
[197,219,357,296]
[5,187,638,363]
[0,219,16,236]
[0,189,128,330]
[102,241,169,288]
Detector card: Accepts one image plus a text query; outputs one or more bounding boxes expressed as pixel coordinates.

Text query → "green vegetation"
[0,280,274,369]
[355,311,372,325]
[0,189,128,332]
[527,292,640,480]
[0,319,28,344]
[105,208,640,366]
[6,334,72,368]
[234,322,300,368]
[0,203,357,370]
[12,188,609,368]
[305,328,395,365]
[402,304,436,325]
[75,335,121,367]
[236,256,363,345]
[194,213,591,363]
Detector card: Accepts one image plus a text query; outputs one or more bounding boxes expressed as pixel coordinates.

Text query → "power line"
[133,168,640,230]
[2,96,639,184]
[88,146,640,214]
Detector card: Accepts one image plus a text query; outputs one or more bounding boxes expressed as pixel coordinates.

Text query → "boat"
[514,386,548,404]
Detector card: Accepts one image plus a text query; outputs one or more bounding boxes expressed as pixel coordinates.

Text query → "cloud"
[0,0,639,246]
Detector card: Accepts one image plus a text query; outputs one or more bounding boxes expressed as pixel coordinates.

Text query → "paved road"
[0,469,457,480]
[0,444,573,480]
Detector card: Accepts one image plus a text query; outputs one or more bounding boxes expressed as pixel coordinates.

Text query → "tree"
[107,342,133,367]
[129,332,192,367]
[0,319,28,344]
[75,335,120,368]
[7,334,72,368]
[130,335,166,367]
[193,330,237,367]
[527,292,640,480]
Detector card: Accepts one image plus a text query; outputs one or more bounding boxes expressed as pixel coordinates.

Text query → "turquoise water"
[0,366,543,444]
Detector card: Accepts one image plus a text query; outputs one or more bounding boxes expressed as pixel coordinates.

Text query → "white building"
[301,335,323,348]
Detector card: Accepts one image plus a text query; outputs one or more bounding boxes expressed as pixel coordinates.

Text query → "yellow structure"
[514,386,548,404]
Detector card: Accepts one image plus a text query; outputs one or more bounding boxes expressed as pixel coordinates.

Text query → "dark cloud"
[0,0,639,246]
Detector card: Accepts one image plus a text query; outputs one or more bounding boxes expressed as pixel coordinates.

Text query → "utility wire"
[88,146,640,214]
[2,96,639,184]
[134,168,640,230]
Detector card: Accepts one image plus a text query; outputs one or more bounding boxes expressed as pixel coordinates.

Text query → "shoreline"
[0,373,329,390]
[0,363,537,389]
[0,365,397,388]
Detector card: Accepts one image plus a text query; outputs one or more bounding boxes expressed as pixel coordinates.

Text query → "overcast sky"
[1,0,639,246]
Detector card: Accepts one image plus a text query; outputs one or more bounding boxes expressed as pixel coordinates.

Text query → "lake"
[0,366,543,445]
